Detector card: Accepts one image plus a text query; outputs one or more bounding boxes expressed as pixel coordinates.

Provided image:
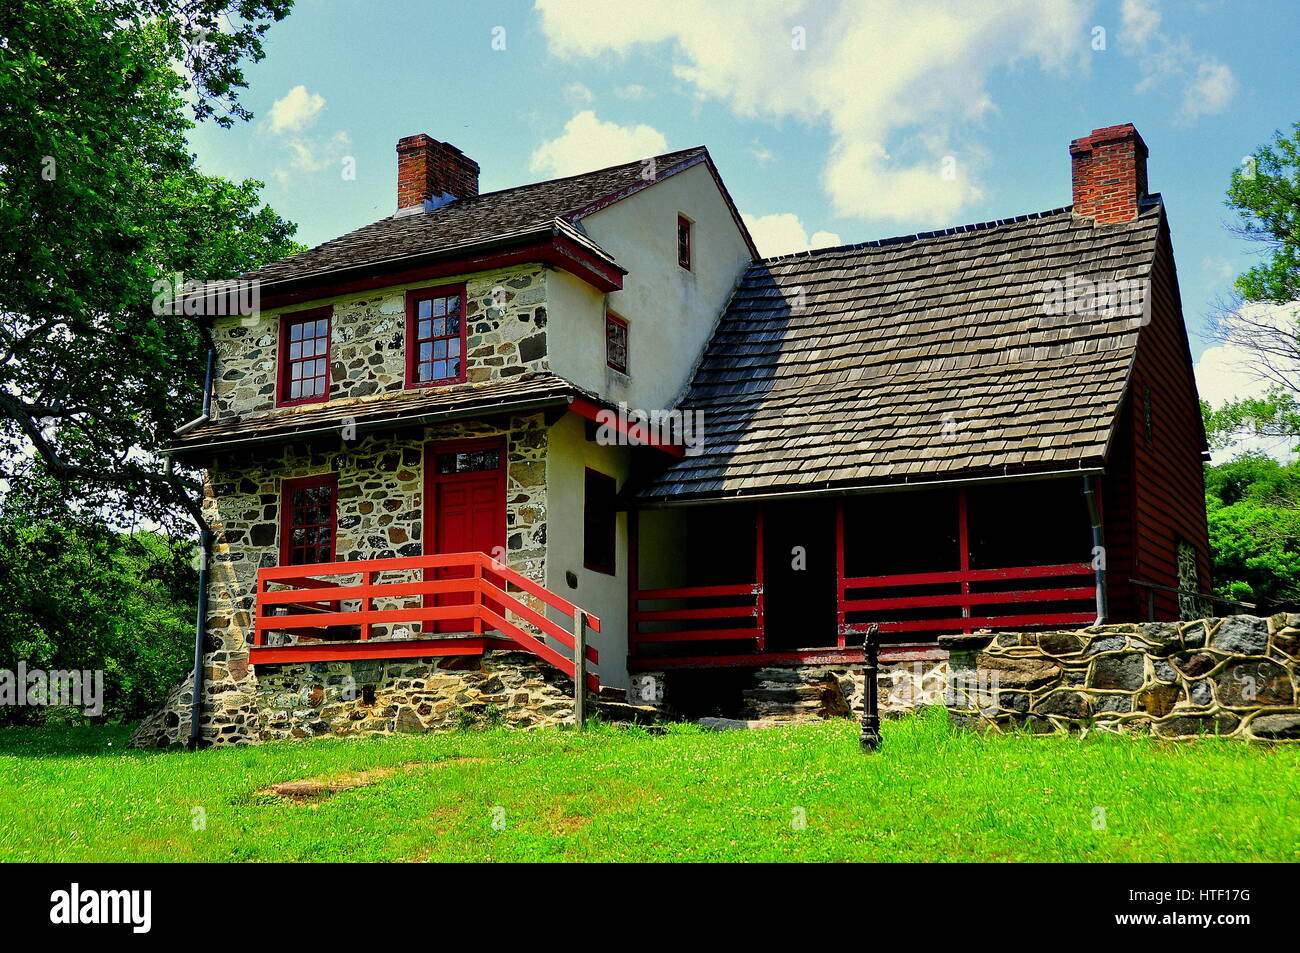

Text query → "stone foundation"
[129,650,580,747]
[941,615,1300,741]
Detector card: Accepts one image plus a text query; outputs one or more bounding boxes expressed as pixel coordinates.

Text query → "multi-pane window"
[583,469,617,575]
[408,286,465,385]
[606,310,628,373]
[279,310,331,405]
[677,214,692,270]
[281,475,337,566]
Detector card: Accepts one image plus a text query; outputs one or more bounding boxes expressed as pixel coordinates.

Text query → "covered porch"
[628,476,1101,670]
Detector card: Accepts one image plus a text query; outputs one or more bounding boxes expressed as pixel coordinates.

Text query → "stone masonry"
[942,615,1300,741]
[211,265,548,418]
[131,650,580,746]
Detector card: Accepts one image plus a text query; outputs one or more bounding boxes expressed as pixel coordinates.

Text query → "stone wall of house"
[131,413,549,748]
[941,615,1300,741]
[211,265,548,420]
[130,650,579,747]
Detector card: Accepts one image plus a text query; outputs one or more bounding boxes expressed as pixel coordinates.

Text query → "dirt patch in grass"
[257,758,483,803]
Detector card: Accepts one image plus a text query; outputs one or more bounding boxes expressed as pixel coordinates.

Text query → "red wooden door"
[424,440,506,633]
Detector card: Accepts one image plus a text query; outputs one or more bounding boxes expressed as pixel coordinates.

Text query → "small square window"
[677,214,692,270]
[606,311,628,374]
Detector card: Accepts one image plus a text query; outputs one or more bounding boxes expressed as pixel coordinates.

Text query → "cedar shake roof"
[167,373,583,456]
[637,201,1166,502]
[248,147,711,287]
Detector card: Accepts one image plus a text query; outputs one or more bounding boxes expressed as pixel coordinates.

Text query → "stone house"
[135,123,1211,746]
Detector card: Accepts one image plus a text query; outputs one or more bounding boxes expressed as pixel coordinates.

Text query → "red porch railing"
[630,583,765,652]
[253,552,600,692]
[837,561,1097,641]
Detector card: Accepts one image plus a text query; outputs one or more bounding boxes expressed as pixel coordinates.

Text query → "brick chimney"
[396,134,480,210]
[1069,124,1148,224]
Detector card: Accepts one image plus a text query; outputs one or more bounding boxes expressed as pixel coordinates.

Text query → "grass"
[0,709,1296,862]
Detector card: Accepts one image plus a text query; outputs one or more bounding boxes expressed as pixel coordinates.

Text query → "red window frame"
[406,282,468,387]
[583,468,617,575]
[605,309,629,373]
[677,214,692,270]
[280,473,339,566]
[276,307,332,407]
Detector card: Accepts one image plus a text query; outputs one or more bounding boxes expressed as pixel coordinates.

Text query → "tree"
[1206,123,1300,450]
[0,470,197,724]
[1204,453,1300,609]
[0,0,300,532]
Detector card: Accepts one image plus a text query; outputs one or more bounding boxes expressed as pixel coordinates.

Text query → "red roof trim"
[259,235,623,310]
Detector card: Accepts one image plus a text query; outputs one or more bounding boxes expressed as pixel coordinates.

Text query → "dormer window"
[407,284,466,387]
[277,308,332,406]
[677,214,692,270]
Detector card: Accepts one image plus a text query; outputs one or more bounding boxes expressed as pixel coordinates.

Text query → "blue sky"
[188,0,1300,436]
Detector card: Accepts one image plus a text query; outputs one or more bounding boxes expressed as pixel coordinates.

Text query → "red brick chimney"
[396,134,480,210]
[1069,124,1149,224]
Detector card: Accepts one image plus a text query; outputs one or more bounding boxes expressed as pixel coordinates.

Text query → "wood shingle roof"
[638,202,1165,502]
[248,147,709,287]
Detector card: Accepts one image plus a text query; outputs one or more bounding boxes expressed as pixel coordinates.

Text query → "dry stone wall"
[941,616,1300,741]
[131,650,579,746]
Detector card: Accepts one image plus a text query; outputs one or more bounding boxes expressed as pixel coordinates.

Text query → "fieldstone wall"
[941,615,1300,741]
[133,414,549,748]
[210,265,548,419]
[131,650,580,747]
[742,655,951,720]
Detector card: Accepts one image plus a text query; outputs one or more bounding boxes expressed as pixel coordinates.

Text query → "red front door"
[424,439,507,632]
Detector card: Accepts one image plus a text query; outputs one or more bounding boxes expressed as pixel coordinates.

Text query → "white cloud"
[1183,59,1237,120]
[614,84,649,100]
[742,212,841,257]
[285,130,353,174]
[1120,0,1236,121]
[748,139,775,164]
[530,110,668,177]
[564,82,594,104]
[1195,341,1294,461]
[535,0,1089,224]
[267,85,326,135]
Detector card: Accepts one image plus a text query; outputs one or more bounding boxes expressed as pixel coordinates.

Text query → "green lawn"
[0,709,1296,862]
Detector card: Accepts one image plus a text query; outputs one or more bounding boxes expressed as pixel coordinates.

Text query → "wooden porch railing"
[254,552,600,692]
[838,561,1096,641]
[630,583,765,652]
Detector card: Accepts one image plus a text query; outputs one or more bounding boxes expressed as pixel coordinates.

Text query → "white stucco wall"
[546,161,754,411]
[543,412,633,689]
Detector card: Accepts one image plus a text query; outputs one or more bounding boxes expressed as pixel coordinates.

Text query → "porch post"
[957,487,971,633]
[1083,475,1109,624]
[835,500,846,647]
[627,508,639,657]
[573,609,588,729]
[754,503,766,651]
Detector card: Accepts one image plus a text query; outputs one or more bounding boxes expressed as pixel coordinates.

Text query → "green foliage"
[0,713,1296,862]
[1205,453,1300,607]
[1227,122,1300,306]
[0,479,197,725]
[1207,123,1300,446]
[0,0,300,531]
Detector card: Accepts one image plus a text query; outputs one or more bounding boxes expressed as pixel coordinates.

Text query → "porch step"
[741,668,851,720]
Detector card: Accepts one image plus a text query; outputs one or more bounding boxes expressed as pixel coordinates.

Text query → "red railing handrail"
[254,552,600,689]
[841,562,1092,590]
